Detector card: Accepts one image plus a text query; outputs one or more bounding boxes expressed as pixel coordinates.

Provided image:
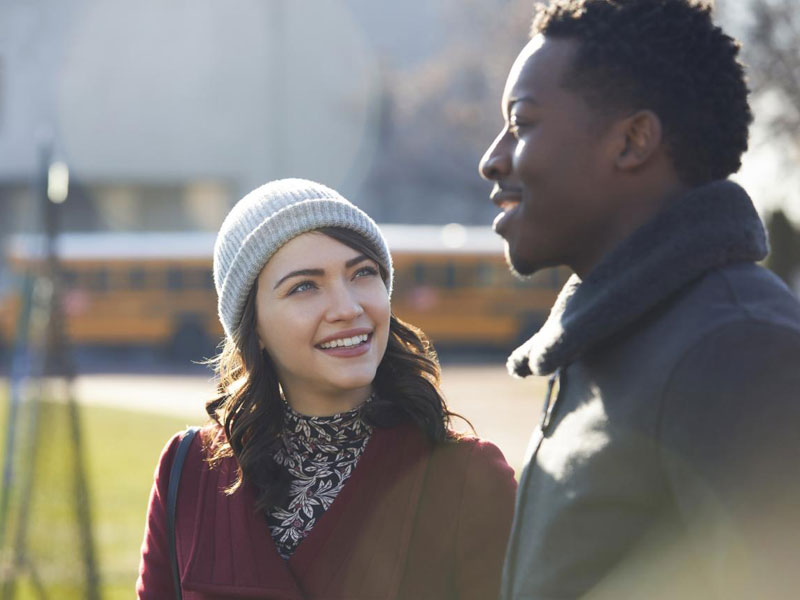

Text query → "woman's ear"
[614,110,663,171]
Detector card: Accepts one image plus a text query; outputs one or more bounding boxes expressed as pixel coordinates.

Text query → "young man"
[479,1,800,598]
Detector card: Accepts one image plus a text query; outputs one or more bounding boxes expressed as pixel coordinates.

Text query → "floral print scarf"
[267,400,373,560]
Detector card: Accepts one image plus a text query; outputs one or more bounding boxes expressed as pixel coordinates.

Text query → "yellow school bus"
[0,227,568,357]
[382,225,567,347]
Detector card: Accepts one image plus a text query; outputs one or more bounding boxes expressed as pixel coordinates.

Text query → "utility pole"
[0,143,101,599]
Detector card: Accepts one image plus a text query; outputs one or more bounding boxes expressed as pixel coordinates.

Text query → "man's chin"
[505,246,541,279]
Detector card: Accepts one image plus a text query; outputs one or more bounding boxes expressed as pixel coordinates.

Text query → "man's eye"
[509,116,533,137]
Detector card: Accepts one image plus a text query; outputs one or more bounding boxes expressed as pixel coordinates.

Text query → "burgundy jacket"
[137,423,516,599]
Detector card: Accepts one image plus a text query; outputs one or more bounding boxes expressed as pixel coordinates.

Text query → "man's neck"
[572,177,691,279]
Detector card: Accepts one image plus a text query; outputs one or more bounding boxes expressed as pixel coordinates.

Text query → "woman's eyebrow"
[345,254,370,268]
[272,255,371,290]
[273,268,324,290]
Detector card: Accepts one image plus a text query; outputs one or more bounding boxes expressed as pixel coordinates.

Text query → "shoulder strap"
[167,426,200,600]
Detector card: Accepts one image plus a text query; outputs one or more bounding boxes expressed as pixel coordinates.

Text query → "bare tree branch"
[743,0,800,144]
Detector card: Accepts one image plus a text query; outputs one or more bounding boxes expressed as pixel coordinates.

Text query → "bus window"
[444,263,456,289]
[413,262,452,287]
[392,265,413,289]
[167,267,183,291]
[86,269,109,292]
[457,262,499,288]
[129,267,146,290]
[109,268,129,290]
[414,263,426,285]
[183,268,210,290]
[492,264,518,288]
[62,269,79,289]
[476,262,494,287]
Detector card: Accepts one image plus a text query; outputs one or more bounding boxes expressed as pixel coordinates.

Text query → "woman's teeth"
[318,333,369,349]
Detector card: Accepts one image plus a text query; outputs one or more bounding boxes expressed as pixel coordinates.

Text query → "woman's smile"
[315,329,373,356]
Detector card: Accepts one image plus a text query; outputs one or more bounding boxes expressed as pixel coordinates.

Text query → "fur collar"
[508,180,768,377]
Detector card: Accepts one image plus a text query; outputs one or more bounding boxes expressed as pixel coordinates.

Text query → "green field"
[0,391,197,599]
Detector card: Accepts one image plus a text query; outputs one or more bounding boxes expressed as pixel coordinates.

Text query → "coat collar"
[509,180,768,377]
[181,423,431,599]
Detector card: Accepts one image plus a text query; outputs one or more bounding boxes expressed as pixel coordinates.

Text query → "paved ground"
[5,363,548,474]
[437,364,547,472]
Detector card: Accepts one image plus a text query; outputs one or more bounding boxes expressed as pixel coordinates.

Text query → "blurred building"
[0,0,449,237]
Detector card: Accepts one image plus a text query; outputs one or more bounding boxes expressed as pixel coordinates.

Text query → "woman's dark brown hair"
[205,227,460,513]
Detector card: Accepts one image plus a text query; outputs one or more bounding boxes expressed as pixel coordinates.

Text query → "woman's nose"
[325,284,364,322]
[479,130,512,181]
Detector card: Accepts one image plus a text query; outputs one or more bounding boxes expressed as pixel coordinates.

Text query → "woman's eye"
[354,265,379,279]
[288,281,316,295]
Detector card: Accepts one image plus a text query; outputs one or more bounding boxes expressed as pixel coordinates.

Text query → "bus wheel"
[168,318,213,361]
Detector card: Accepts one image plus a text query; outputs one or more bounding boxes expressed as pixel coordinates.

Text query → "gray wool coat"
[501,181,800,600]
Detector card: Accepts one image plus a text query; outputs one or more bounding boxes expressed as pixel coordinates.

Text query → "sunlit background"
[0,0,798,598]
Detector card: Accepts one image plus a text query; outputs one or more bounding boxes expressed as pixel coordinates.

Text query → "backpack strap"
[167,427,200,600]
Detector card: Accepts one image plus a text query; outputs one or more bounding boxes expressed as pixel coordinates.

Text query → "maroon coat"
[137,423,516,599]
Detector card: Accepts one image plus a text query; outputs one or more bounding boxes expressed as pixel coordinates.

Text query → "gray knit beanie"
[213,178,393,340]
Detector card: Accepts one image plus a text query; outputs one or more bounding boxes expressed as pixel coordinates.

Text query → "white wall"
[0,0,393,204]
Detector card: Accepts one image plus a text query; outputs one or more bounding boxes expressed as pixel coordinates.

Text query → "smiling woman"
[253,231,391,416]
[136,179,516,600]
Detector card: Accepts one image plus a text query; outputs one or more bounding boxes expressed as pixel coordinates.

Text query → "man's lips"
[491,187,523,235]
[490,185,523,208]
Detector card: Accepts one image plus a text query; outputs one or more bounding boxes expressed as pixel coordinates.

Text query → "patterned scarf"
[267,399,373,559]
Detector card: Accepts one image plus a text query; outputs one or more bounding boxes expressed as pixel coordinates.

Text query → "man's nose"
[479,130,512,181]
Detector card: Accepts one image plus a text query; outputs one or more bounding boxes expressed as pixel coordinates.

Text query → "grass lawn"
[0,389,198,599]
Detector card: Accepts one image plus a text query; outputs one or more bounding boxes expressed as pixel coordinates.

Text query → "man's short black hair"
[533,0,752,186]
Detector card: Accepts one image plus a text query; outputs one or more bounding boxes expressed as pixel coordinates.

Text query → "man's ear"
[614,110,663,170]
